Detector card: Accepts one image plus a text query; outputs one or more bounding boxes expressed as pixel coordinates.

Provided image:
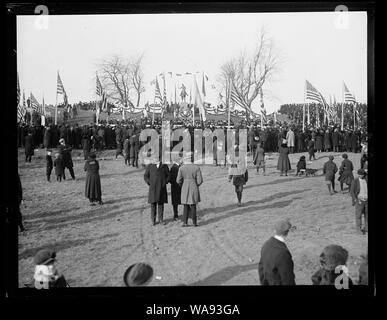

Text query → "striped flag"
[30,93,40,111]
[343,82,356,104]
[305,80,325,104]
[259,87,267,125]
[162,73,167,107]
[17,73,24,121]
[230,82,252,114]
[193,76,206,121]
[57,72,65,95]
[154,77,163,104]
[17,72,20,106]
[96,73,103,96]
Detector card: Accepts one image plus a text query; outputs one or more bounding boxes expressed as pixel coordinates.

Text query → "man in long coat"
[176,153,203,227]
[332,128,340,152]
[258,219,296,285]
[24,132,34,162]
[169,160,182,220]
[144,160,170,225]
[58,138,75,180]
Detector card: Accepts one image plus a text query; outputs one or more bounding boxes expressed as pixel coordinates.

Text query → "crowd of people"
[15,116,369,288]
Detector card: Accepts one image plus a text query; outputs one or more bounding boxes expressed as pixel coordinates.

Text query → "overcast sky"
[17,11,367,114]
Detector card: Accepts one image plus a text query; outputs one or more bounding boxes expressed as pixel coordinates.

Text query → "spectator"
[33,249,68,288]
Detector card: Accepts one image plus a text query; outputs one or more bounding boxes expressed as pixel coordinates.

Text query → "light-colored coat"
[286,130,295,147]
[176,163,203,205]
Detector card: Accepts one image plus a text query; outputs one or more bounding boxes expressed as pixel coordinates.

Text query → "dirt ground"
[18,148,367,287]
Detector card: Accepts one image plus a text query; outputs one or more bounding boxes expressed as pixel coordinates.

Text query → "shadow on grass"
[198,197,303,227]
[76,168,143,181]
[244,177,298,189]
[19,233,119,260]
[189,263,257,286]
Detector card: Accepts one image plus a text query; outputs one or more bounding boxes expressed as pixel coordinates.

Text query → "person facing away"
[258,219,296,285]
[54,153,64,182]
[228,157,248,206]
[253,142,266,175]
[84,153,103,205]
[277,141,291,176]
[176,152,203,227]
[338,153,354,193]
[308,138,316,161]
[143,158,170,226]
[46,149,53,182]
[323,155,338,195]
[169,158,182,221]
[295,155,307,176]
[33,249,68,288]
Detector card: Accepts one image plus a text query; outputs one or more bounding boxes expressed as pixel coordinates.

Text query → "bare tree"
[217,29,281,114]
[96,53,145,111]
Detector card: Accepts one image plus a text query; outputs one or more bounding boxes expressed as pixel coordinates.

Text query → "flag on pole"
[57,72,65,95]
[162,73,167,107]
[154,77,163,104]
[343,82,356,104]
[41,95,45,115]
[96,73,103,96]
[193,76,206,121]
[30,93,40,111]
[259,87,267,125]
[202,73,206,98]
[17,73,24,121]
[17,72,20,106]
[305,80,325,104]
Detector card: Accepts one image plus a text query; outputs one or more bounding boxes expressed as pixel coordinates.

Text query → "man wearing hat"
[58,138,76,180]
[144,158,170,225]
[323,155,338,195]
[350,169,368,234]
[123,262,153,286]
[258,219,296,285]
[176,152,203,227]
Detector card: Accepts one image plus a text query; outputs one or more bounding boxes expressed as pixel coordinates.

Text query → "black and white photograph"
[5,2,375,303]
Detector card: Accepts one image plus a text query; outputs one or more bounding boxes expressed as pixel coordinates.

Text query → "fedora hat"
[123,263,153,287]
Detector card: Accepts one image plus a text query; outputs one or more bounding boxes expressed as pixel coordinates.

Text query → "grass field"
[18,148,367,287]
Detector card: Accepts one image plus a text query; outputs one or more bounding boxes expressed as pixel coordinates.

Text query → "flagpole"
[353,102,356,130]
[341,83,344,131]
[55,91,58,125]
[303,82,306,132]
[227,81,231,130]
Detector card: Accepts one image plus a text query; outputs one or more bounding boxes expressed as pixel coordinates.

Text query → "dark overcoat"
[332,131,340,148]
[144,163,170,204]
[277,146,291,171]
[59,145,73,167]
[338,159,354,185]
[323,160,338,181]
[84,159,102,200]
[324,132,331,150]
[43,128,51,149]
[315,134,323,151]
[24,134,34,156]
[258,237,296,285]
[169,163,182,205]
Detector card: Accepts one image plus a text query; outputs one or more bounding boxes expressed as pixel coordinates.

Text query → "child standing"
[308,138,316,161]
[46,150,53,182]
[253,142,266,175]
[228,159,248,206]
[295,155,307,176]
[54,153,64,182]
[323,155,338,195]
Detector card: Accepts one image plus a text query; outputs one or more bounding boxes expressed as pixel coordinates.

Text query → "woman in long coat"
[24,132,34,162]
[84,153,103,205]
[324,130,331,152]
[338,153,354,193]
[277,140,291,176]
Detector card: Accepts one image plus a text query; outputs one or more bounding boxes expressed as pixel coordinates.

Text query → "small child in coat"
[308,139,316,161]
[33,249,68,288]
[54,153,64,182]
[323,155,338,195]
[295,155,307,176]
[253,142,266,175]
[46,150,53,182]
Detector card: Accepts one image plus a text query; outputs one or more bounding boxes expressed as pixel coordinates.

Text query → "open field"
[18,149,367,287]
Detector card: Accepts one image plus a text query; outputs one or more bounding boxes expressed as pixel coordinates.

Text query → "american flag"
[161,73,167,107]
[96,73,103,96]
[230,82,252,114]
[259,87,267,125]
[305,80,324,104]
[57,72,66,95]
[343,82,356,104]
[17,73,24,122]
[154,77,163,104]
[30,93,40,111]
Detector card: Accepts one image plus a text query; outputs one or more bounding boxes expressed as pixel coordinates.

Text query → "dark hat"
[274,219,292,235]
[319,245,348,271]
[357,169,366,175]
[123,263,153,286]
[342,153,348,159]
[329,155,334,160]
[34,249,56,265]
[89,153,97,159]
